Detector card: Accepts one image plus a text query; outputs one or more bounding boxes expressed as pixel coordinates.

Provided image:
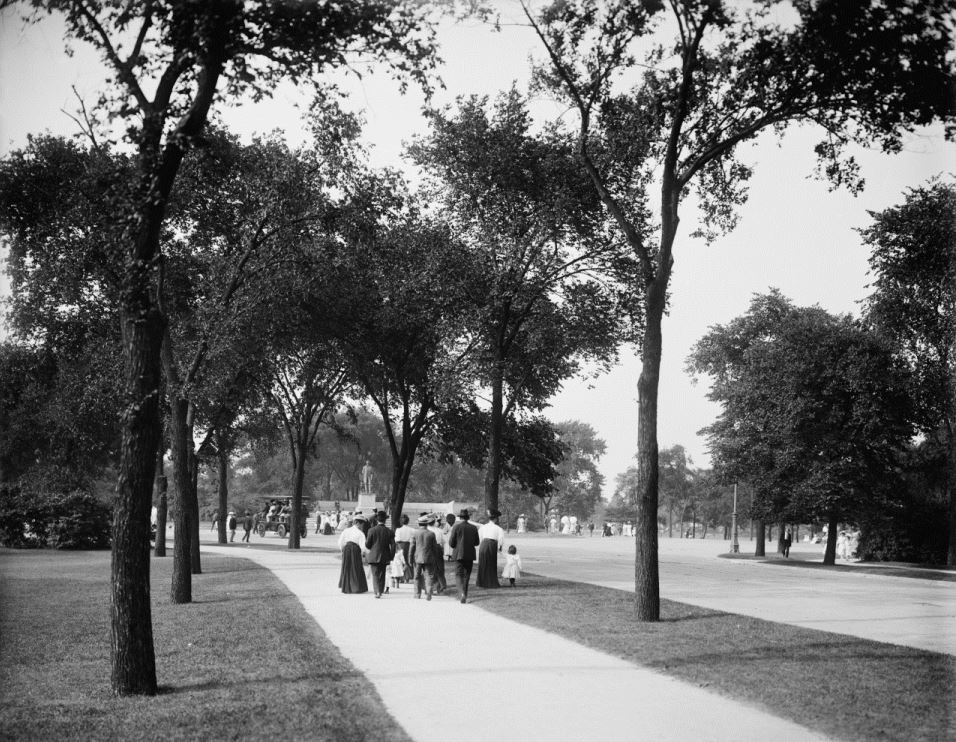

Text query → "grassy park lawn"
[0,548,408,742]
[476,572,955,742]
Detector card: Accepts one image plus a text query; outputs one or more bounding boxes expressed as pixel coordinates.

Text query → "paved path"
[199,537,831,742]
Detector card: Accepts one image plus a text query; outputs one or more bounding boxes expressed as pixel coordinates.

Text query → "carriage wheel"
[276,524,287,538]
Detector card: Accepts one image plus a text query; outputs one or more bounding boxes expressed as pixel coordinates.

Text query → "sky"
[1,5,953,498]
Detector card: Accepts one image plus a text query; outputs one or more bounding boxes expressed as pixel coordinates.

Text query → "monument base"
[356,492,378,512]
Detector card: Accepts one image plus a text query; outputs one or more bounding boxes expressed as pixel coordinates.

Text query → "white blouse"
[478,521,505,549]
[338,525,367,553]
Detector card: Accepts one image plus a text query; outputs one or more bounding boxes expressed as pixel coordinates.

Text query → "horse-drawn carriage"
[256,497,309,539]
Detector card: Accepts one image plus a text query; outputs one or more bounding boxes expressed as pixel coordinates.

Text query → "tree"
[688,293,914,565]
[6,0,439,695]
[550,420,606,520]
[861,181,956,564]
[658,444,695,537]
[409,89,631,516]
[523,0,954,619]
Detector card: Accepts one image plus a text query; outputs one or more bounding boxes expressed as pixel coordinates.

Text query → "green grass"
[0,548,409,742]
[473,573,956,742]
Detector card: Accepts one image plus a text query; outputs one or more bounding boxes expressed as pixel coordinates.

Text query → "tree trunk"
[189,452,201,574]
[483,360,506,516]
[217,446,229,545]
[823,512,838,565]
[667,503,673,537]
[168,398,193,603]
[289,439,307,550]
[947,417,955,565]
[754,520,766,557]
[776,521,787,554]
[110,305,163,696]
[634,274,668,621]
[155,471,168,558]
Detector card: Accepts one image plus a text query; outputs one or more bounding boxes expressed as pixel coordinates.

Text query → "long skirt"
[338,542,368,594]
[397,541,414,581]
[476,538,500,588]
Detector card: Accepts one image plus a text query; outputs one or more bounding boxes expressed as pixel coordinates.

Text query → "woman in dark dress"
[337,514,368,593]
[476,510,504,588]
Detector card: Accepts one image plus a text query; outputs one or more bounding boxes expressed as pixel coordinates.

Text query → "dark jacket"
[448,520,480,562]
[365,523,396,564]
[409,527,438,565]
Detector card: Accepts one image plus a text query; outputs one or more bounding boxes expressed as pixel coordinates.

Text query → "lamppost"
[730,482,740,554]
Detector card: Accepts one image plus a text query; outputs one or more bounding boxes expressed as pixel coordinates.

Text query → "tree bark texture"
[483,362,506,517]
[289,439,307,550]
[168,398,193,603]
[217,446,229,545]
[754,520,766,557]
[823,512,838,566]
[154,473,167,558]
[110,306,163,696]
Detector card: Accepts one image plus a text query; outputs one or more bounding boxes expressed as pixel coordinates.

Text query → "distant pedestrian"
[837,530,850,560]
[394,514,416,583]
[587,521,594,537]
[782,529,792,558]
[365,511,396,598]
[409,515,438,600]
[501,544,522,587]
[241,511,253,544]
[227,511,237,542]
[338,514,368,594]
[448,508,480,604]
[210,510,219,531]
[427,515,447,593]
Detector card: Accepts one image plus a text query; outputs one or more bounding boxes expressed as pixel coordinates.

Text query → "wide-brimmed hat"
[417,515,431,525]
[353,514,367,523]
[458,508,470,519]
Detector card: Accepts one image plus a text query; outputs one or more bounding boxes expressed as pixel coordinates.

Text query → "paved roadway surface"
[510,533,956,656]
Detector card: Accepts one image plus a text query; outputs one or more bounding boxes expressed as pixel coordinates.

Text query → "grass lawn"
[475,572,955,742]
[0,548,409,742]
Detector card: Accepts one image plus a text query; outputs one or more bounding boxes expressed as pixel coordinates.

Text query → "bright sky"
[1,5,952,497]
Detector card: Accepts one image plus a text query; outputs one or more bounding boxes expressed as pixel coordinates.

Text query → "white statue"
[361,457,373,496]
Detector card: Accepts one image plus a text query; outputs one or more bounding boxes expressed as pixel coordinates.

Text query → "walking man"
[409,515,438,600]
[365,511,396,598]
[241,510,253,544]
[448,508,480,604]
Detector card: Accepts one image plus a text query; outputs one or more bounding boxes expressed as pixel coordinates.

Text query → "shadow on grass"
[475,572,955,742]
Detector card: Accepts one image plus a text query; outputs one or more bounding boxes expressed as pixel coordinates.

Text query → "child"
[388,547,407,592]
[501,544,522,587]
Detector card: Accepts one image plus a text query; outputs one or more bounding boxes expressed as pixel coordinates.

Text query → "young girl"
[501,544,522,587]
[388,546,407,592]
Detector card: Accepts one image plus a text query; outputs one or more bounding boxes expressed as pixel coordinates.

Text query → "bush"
[856,496,947,564]
[0,486,111,549]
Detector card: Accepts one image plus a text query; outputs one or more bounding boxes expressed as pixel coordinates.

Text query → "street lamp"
[730,482,740,554]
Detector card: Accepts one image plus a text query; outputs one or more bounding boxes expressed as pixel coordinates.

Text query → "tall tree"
[861,181,956,564]
[410,89,631,516]
[523,0,954,620]
[5,0,438,695]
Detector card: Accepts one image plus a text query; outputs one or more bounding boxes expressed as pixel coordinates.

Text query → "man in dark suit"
[448,508,480,604]
[365,511,396,598]
[408,515,438,600]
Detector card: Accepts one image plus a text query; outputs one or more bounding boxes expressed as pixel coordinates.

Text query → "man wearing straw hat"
[409,514,439,600]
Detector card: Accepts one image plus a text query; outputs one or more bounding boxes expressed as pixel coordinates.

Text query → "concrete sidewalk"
[201,541,831,742]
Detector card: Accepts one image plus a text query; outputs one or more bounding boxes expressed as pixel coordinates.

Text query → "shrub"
[0,487,111,549]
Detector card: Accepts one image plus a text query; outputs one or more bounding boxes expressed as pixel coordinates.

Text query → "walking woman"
[476,509,505,588]
[338,513,368,593]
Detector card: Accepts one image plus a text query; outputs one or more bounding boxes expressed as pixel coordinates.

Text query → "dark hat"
[489,508,502,518]
[458,508,470,519]
[417,515,430,525]
[376,511,387,522]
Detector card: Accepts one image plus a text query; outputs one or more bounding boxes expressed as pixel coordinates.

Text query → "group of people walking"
[338,507,522,603]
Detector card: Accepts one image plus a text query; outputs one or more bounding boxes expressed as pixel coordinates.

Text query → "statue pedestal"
[357,492,377,512]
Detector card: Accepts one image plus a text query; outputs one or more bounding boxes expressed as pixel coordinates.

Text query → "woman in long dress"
[476,511,504,588]
[338,514,368,593]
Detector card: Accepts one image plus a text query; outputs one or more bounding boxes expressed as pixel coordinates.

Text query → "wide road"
[508,532,956,656]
